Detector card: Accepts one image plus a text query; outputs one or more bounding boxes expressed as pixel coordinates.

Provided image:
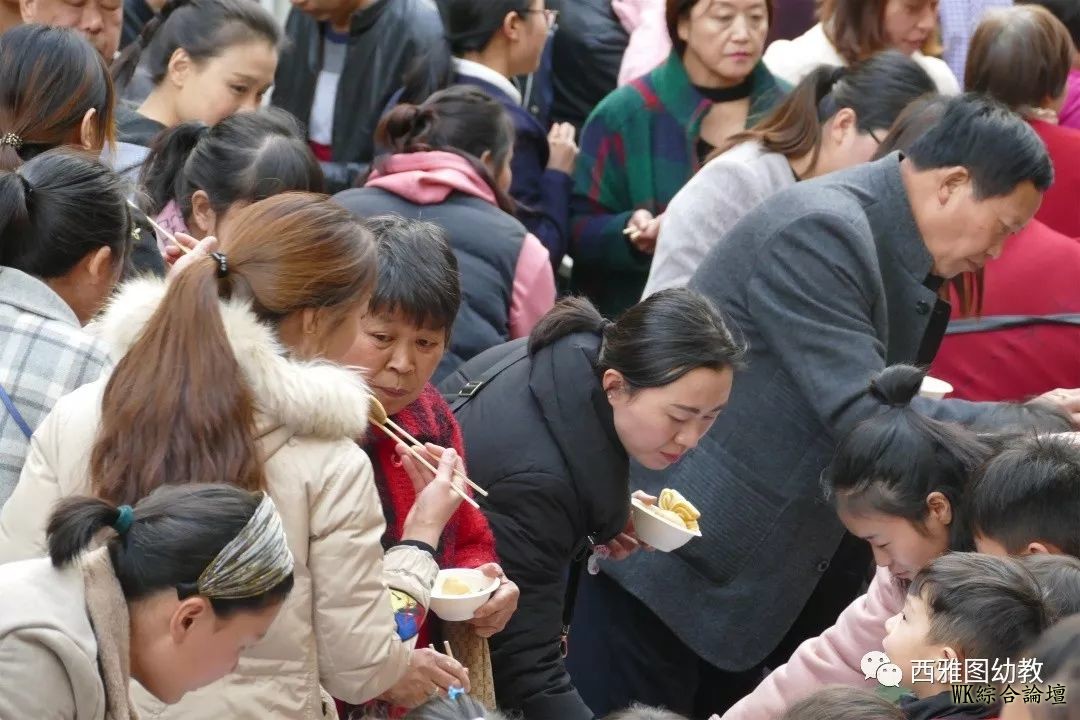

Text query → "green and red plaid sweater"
[570,52,787,316]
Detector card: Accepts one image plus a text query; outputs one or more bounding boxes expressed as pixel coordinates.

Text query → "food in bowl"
[440,576,472,596]
[630,488,702,552]
[429,568,500,622]
[656,488,700,531]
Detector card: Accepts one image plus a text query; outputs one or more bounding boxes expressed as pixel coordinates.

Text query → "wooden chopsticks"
[368,396,483,509]
[127,200,190,255]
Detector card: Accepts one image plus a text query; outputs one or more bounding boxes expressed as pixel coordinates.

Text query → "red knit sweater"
[337,384,498,717]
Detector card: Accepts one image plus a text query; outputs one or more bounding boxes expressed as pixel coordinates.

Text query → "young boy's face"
[344,308,447,417]
[883,593,956,698]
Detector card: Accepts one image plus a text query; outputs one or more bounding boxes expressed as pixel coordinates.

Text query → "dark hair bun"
[380,103,436,151]
[868,364,926,408]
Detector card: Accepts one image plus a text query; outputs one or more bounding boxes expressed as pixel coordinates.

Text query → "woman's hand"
[1032,388,1080,427]
[469,563,520,638]
[547,122,579,175]
[400,444,465,549]
[379,647,471,708]
[165,232,217,277]
[625,210,662,254]
[605,490,658,560]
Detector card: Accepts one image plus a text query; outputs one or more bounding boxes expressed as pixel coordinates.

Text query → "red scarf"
[337,384,498,718]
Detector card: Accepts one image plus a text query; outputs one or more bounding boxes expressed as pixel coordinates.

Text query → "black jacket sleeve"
[484,470,595,720]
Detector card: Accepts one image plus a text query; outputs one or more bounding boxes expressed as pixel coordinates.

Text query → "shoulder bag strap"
[0,383,32,440]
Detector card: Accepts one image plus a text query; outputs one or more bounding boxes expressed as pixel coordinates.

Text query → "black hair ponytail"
[138,108,323,223]
[47,484,294,616]
[0,151,131,279]
[529,288,745,390]
[111,0,190,91]
[110,0,280,95]
[139,121,210,215]
[47,496,131,567]
[0,171,32,260]
[722,51,935,165]
[822,365,992,549]
[867,363,924,408]
[374,86,517,214]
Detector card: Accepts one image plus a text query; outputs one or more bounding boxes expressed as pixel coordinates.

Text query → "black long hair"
[0,150,132,279]
[138,108,324,224]
[400,0,532,105]
[528,288,745,391]
[111,0,280,95]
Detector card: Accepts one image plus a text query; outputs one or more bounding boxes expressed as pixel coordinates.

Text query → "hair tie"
[600,319,615,334]
[113,505,135,535]
[210,251,228,278]
[0,133,23,150]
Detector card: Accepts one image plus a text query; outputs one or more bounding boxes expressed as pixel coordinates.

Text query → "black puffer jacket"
[439,333,631,720]
[271,0,442,192]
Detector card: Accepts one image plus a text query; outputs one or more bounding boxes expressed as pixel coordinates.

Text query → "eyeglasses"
[518,8,559,28]
[868,129,885,145]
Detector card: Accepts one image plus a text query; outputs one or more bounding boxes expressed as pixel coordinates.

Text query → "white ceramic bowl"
[919,376,954,400]
[429,568,500,622]
[630,497,701,553]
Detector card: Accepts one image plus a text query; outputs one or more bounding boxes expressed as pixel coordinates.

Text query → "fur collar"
[82,548,138,720]
[90,277,370,439]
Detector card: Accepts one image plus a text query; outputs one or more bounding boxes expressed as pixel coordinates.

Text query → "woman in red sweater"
[339,215,520,716]
[965,4,1080,237]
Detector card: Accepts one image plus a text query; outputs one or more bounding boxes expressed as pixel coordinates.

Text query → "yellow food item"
[650,507,687,527]
[440,577,472,596]
[658,488,701,531]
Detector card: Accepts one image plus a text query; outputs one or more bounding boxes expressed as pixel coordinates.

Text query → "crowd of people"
[0,0,1079,719]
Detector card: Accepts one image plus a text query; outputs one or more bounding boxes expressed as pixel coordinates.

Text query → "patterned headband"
[197,492,294,600]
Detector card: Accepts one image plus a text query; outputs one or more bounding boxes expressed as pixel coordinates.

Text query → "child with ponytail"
[719,365,1071,720]
[0,483,294,718]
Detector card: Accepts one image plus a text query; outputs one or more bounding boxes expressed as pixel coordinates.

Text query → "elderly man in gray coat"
[566,94,1080,716]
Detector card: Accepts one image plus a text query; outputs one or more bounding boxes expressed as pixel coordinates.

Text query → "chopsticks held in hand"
[127,200,190,255]
[368,396,483,509]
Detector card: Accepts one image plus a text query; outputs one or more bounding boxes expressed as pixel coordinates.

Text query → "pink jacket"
[720,567,905,720]
[613,0,671,86]
[366,152,555,338]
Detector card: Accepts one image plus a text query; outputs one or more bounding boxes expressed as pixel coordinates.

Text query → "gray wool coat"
[604,153,1046,671]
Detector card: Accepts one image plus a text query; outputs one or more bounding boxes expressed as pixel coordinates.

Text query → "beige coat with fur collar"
[0,278,438,719]
[0,548,135,720]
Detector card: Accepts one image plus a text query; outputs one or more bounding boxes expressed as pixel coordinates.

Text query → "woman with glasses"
[569,0,787,318]
[393,0,578,269]
[644,51,935,295]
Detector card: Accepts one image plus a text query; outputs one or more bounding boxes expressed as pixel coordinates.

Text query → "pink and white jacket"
[720,566,906,720]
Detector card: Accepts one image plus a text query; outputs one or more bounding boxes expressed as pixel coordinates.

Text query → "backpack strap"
[0,383,32,440]
[444,339,531,414]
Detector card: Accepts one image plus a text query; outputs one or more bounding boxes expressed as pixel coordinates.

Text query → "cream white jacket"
[0,277,438,719]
